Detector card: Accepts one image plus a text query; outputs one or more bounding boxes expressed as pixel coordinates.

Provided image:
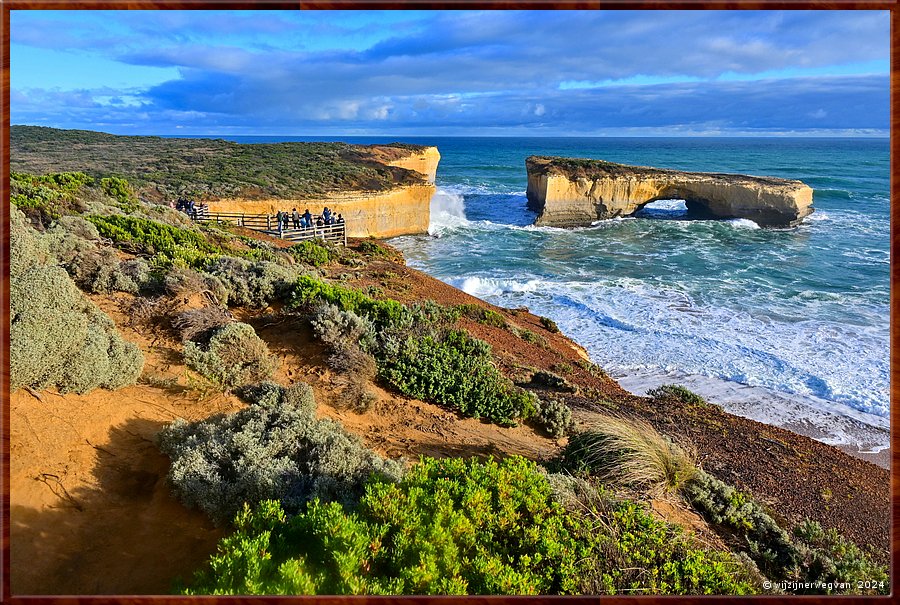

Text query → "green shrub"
[378,329,533,426]
[648,384,709,407]
[562,415,697,496]
[358,239,392,258]
[88,214,219,269]
[576,358,609,379]
[535,397,574,438]
[519,329,546,347]
[157,382,402,525]
[100,176,139,212]
[183,322,278,391]
[290,241,332,267]
[290,275,408,329]
[186,456,754,596]
[11,171,93,224]
[186,456,595,595]
[296,276,532,425]
[531,369,577,392]
[539,316,560,333]
[457,304,507,328]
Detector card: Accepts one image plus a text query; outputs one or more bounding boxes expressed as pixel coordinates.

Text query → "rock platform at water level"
[525,156,814,227]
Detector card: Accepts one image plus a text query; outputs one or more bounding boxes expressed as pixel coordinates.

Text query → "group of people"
[274,207,344,230]
[173,197,208,219]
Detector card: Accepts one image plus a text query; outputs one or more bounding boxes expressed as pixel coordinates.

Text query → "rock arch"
[526,157,814,227]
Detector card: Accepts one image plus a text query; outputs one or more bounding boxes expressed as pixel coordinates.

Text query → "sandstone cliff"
[385,146,441,183]
[526,156,813,227]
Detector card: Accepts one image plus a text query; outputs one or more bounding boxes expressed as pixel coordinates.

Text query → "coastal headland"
[10,126,440,238]
[526,156,814,227]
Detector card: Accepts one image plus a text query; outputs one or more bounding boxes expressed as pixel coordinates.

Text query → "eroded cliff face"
[208,183,436,238]
[526,157,814,227]
[386,146,441,183]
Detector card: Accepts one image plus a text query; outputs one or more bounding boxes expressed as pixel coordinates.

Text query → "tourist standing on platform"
[291,208,300,229]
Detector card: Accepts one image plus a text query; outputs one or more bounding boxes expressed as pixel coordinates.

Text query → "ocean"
[227,136,891,453]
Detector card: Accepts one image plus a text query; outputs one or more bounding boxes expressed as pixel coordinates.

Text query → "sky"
[9,10,890,137]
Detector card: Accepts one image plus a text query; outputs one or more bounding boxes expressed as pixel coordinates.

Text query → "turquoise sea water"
[229,136,890,440]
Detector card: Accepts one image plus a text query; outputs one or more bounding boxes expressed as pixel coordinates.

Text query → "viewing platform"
[189,207,347,245]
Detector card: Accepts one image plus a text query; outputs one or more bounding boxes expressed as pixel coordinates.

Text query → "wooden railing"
[188,208,347,245]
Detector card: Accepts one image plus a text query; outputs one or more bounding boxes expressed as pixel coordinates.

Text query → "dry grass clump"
[172,305,233,343]
[563,414,697,496]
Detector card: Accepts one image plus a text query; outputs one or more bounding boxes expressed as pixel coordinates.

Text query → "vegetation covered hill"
[8,170,890,596]
[10,126,429,202]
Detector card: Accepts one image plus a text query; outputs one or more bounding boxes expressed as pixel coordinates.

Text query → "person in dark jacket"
[275,210,284,229]
[291,208,301,229]
[303,208,313,226]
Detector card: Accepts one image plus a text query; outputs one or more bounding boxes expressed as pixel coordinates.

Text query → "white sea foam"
[450,276,544,297]
[726,218,761,229]
[437,271,889,421]
[428,188,470,235]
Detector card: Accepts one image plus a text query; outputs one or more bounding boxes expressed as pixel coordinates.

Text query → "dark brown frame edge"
[0,0,895,603]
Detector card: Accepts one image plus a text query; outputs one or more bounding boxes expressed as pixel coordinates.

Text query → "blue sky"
[10,10,890,136]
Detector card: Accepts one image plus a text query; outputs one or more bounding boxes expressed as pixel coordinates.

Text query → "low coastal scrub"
[562,415,697,496]
[311,303,378,411]
[530,369,577,392]
[158,382,403,525]
[205,256,298,307]
[11,170,93,224]
[293,276,536,425]
[533,397,575,438]
[290,241,333,267]
[539,316,560,333]
[87,215,221,269]
[457,303,507,328]
[683,471,888,594]
[184,456,754,595]
[12,126,428,199]
[648,384,709,407]
[100,176,138,211]
[379,329,536,425]
[10,205,144,394]
[183,322,278,392]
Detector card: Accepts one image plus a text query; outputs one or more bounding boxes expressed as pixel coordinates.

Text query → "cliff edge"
[526,156,813,227]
